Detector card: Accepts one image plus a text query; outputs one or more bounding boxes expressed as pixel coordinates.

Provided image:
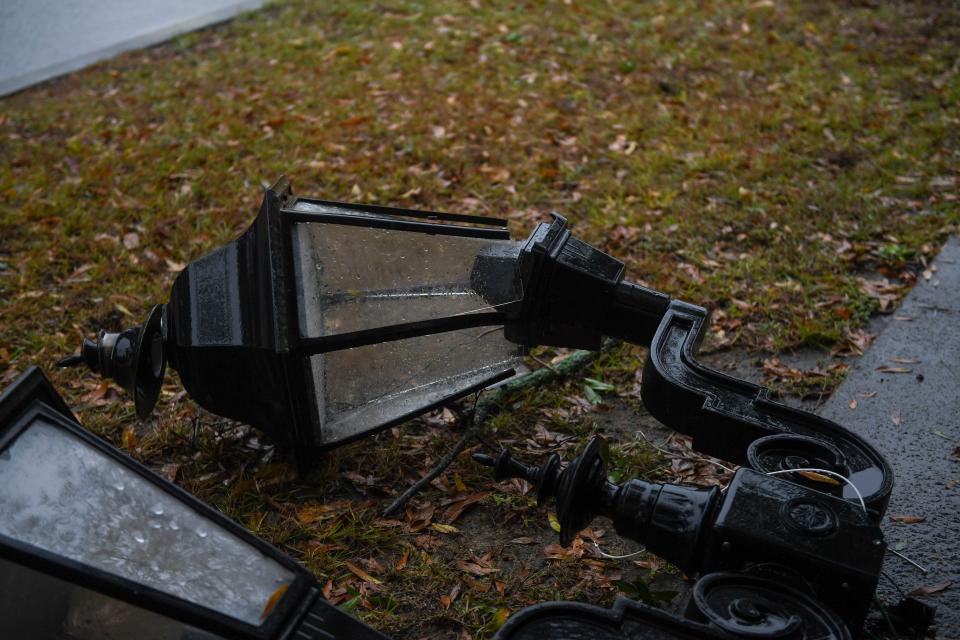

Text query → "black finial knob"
[58,304,167,418]
[475,436,616,546]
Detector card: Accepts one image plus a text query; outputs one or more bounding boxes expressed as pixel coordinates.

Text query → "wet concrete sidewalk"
[820,237,960,635]
[0,0,263,96]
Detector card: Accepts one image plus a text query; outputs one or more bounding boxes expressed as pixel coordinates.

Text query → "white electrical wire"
[592,542,647,560]
[766,467,929,574]
[764,467,867,513]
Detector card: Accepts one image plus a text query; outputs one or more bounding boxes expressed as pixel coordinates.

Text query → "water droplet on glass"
[196,527,208,539]
[133,531,146,544]
[150,504,164,516]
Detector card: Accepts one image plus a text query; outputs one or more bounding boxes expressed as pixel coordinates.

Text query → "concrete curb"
[820,237,960,633]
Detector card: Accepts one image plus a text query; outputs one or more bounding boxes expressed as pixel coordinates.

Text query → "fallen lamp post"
[0,366,387,640]
[59,177,924,635]
[62,178,891,509]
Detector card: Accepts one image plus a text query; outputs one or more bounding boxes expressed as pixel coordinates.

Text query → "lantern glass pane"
[291,218,523,338]
[307,326,522,445]
[0,419,294,626]
[0,556,226,640]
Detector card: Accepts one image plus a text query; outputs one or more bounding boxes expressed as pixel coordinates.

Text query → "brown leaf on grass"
[494,477,532,495]
[762,357,804,381]
[837,328,875,357]
[344,561,382,585]
[440,583,461,609]
[413,534,443,551]
[479,165,511,183]
[910,581,952,597]
[579,527,605,543]
[159,462,180,482]
[430,523,459,534]
[343,471,377,488]
[361,557,385,574]
[509,536,538,545]
[457,558,499,576]
[395,549,409,572]
[121,426,137,451]
[405,503,436,532]
[307,539,346,553]
[859,278,904,312]
[890,515,926,524]
[372,518,405,529]
[632,556,665,571]
[441,492,490,524]
[544,538,586,561]
[82,381,123,406]
[297,500,355,524]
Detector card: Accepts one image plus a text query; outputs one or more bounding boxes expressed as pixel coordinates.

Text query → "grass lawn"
[0,0,957,637]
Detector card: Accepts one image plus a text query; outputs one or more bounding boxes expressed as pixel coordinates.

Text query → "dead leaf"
[306,542,346,554]
[121,426,137,450]
[509,536,538,545]
[479,165,511,183]
[395,549,409,572]
[848,398,858,410]
[548,513,562,533]
[406,503,436,532]
[165,258,187,272]
[890,515,926,524]
[159,462,181,482]
[797,470,841,486]
[441,492,490,524]
[413,534,443,551]
[123,232,140,249]
[891,411,902,427]
[837,328,875,357]
[430,523,459,534]
[543,538,586,560]
[910,581,951,597]
[887,356,921,365]
[297,500,354,524]
[457,558,499,576]
[344,561,382,585]
[343,471,377,487]
[877,365,912,374]
[440,583,461,609]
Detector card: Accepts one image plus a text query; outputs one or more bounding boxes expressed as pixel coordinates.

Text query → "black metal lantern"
[63,177,674,461]
[64,179,544,457]
[0,366,386,640]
